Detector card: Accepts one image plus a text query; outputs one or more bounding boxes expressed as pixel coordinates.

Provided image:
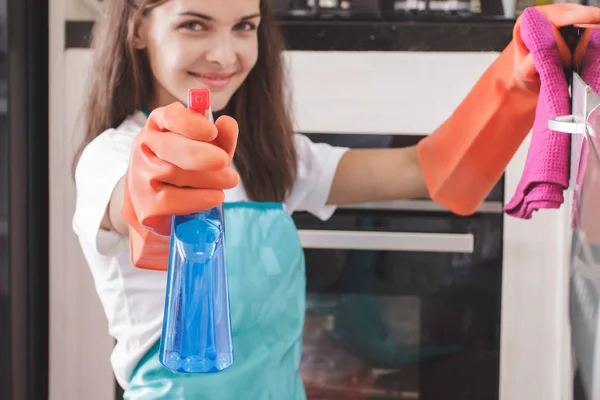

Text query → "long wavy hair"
[73,0,297,202]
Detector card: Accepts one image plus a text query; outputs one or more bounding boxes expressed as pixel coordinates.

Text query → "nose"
[204,34,237,68]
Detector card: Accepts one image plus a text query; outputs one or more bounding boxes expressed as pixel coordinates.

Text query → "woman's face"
[134,0,261,111]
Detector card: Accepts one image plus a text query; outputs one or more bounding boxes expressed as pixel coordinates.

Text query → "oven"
[294,133,504,400]
[282,47,508,399]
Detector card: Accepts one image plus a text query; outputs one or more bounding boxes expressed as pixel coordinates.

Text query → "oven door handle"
[297,230,474,253]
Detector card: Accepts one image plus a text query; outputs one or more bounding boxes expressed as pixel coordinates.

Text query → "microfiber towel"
[504,8,572,219]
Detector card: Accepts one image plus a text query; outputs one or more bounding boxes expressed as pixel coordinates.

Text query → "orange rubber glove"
[121,102,239,270]
[416,4,600,216]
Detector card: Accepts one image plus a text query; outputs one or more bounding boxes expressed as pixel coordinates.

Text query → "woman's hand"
[415,4,600,216]
[116,102,239,269]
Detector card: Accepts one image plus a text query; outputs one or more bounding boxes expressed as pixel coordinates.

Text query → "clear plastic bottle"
[158,89,234,373]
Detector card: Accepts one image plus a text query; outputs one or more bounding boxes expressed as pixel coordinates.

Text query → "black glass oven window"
[294,202,503,398]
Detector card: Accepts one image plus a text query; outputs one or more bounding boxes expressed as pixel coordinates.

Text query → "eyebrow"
[177,11,261,21]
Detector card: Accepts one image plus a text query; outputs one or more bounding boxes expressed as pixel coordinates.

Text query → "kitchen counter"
[65,17,514,52]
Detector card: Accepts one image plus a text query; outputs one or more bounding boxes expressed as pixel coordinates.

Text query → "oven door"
[295,133,504,400]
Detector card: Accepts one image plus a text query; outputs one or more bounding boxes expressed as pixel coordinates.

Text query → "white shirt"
[72,111,349,389]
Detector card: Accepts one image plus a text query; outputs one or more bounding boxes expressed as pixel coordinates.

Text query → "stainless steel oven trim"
[298,229,475,253]
[338,199,504,213]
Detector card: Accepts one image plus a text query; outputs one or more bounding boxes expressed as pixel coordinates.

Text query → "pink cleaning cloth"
[504,8,572,219]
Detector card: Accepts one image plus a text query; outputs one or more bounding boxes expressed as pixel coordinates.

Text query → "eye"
[179,21,204,32]
[234,21,257,31]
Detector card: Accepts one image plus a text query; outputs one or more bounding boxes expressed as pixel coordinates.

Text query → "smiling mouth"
[188,72,236,89]
[188,72,235,80]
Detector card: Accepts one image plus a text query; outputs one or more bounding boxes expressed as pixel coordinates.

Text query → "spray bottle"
[158,88,234,373]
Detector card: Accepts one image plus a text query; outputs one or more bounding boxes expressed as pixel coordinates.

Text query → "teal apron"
[124,202,307,399]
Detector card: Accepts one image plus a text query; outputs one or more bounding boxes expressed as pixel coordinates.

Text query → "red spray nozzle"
[188,88,211,113]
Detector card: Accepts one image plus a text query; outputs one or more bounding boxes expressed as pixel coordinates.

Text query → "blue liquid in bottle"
[159,204,234,373]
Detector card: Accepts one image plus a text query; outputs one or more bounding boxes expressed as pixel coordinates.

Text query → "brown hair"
[74,0,297,203]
